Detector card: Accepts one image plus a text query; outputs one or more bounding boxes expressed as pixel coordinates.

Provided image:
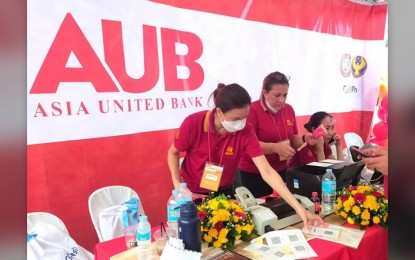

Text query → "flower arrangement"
[197,193,255,249]
[334,185,388,230]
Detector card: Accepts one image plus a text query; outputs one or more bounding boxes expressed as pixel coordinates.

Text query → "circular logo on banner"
[340,54,351,77]
[351,56,367,78]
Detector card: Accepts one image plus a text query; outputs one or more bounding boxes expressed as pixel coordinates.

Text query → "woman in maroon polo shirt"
[167,83,323,229]
[237,71,305,197]
[287,111,345,168]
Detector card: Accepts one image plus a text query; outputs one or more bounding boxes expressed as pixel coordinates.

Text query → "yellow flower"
[340,211,348,218]
[344,203,351,213]
[242,224,254,234]
[208,199,219,210]
[208,228,218,238]
[351,190,358,195]
[204,234,212,243]
[233,216,239,223]
[373,216,381,224]
[363,195,379,210]
[235,224,242,234]
[361,220,370,226]
[347,217,355,224]
[347,197,355,206]
[357,186,372,193]
[352,205,361,215]
[218,229,229,243]
[361,209,370,220]
[213,240,222,248]
[383,215,388,222]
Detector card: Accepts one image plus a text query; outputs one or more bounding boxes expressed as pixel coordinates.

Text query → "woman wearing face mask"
[237,71,304,198]
[167,83,323,229]
[287,111,344,168]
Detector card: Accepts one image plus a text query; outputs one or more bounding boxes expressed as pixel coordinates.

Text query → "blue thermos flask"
[178,201,201,252]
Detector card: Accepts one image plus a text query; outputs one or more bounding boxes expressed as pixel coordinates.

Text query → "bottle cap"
[139,215,148,222]
[326,168,333,173]
[179,182,187,188]
[312,191,318,197]
[180,201,197,218]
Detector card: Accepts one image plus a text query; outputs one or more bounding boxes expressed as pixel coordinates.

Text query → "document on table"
[303,224,365,249]
[243,229,318,259]
[306,161,333,167]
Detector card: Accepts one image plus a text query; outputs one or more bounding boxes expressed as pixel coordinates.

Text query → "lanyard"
[207,112,230,165]
[268,110,289,141]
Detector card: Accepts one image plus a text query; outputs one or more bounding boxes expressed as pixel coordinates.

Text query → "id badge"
[278,139,291,161]
[200,162,224,191]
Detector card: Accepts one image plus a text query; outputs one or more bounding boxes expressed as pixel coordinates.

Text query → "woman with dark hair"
[238,71,305,198]
[287,111,344,168]
[167,83,323,229]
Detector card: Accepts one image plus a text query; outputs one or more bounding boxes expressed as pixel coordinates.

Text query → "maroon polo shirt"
[174,110,263,194]
[287,142,333,168]
[238,99,299,174]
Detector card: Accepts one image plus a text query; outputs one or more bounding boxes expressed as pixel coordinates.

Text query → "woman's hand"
[297,208,324,230]
[315,136,324,150]
[361,146,388,175]
[273,141,295,160]
[333,132,342,146]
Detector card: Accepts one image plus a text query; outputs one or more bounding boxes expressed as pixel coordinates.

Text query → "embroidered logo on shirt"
[225,147,234,156]
[307,149,314,157]
[286,119,293,126]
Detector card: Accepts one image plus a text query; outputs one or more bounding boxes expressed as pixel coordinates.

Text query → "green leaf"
[228,229,239,237]
[241,235,252,242]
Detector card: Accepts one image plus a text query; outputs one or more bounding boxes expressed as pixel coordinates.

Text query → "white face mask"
[221,118,246,132]
[265,100,278,113]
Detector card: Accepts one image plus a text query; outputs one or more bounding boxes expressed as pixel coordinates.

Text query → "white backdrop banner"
[27,0,386,144]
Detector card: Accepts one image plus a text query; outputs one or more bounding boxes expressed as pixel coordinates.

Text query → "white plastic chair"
[344,132,364,149]
[27,212,68,235]
[88,185,144,242]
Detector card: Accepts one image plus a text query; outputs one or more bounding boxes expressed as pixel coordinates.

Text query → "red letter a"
[30,13,118,94]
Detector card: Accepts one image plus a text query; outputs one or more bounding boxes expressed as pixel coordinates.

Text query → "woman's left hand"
[333,132,342,146]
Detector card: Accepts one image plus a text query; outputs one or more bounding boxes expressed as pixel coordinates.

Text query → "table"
[94,214,388,260]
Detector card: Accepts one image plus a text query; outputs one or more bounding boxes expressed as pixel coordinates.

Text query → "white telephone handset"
[234,186,258,210]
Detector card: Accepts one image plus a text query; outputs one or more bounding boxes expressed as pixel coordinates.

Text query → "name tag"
[200,163,224,191]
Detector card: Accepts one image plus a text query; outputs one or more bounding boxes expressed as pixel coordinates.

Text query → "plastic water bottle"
[136,215,152,259]
[167,189,180,237]
[178,182,193,202]
[310,191,321,214]
[178,201,201,252]
[321,169,336,214]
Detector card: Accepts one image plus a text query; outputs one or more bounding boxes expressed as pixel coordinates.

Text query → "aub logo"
[30,13,204,94]
[340,54,367,78]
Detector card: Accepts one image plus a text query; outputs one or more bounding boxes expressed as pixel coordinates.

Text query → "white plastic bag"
[27,221,93,260]
[99,198,144,241]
